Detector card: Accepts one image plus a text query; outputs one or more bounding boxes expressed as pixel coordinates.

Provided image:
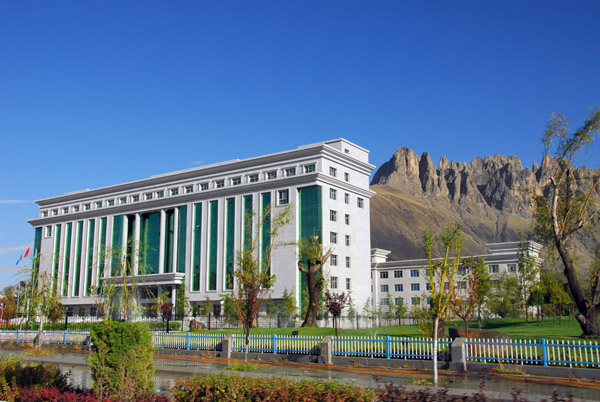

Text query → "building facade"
[371,241,543,311]
[28,139,375,315]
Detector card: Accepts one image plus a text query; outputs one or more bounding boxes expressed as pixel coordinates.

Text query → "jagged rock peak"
[371,147,546,216]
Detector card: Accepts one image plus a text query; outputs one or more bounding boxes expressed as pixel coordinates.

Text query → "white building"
[371,241,543,311]
[28,139,375,316]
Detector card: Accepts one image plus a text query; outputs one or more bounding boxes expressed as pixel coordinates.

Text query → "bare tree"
[533,107,600,336]
[298,235,333,327]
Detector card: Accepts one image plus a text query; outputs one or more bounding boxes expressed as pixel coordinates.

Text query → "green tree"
[0,287,18,329]
[489,274,522,318]
[297,235,333,327]
[281,288,298,321]
[233,204,292,361]
[176,279,190,329]
[394,297,407,325]
[533,107,600,336]
[385,292,395,323]
[423,224,462,384]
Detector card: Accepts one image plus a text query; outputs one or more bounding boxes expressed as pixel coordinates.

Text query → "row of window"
[380,297,421,307]
[329,232,351,247]
[330,276,351,290]
[376,264,517,280]
[379,269,419,279]
[328,188,364,208]
[328,167,351,183]
[330,255,351,268]
[40,163,319,218]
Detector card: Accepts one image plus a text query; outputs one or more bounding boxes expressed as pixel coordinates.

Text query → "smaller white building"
[370,241,543,311]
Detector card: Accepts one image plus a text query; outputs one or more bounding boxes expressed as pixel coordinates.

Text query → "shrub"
[172,373,374,402]
[14,387,171,402]
[0,356,71,402]
[88,320,155,401]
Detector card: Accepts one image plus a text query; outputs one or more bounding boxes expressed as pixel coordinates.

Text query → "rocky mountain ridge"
[369,147,598,261]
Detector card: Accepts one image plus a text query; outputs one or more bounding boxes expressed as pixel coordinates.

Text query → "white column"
[133,214,141,275]
[159,210,166,274]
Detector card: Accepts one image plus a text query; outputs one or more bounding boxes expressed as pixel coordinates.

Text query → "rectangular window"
[267,171,277,180]
[225,198,235,289]
[345,235,350,246]
[457,281,467,290]
[344,172,350,182]
[185,185,194,193]
[508,263,517,273]
[200,183,209,191]
[261,192,272,277]
[85,219,95,296]
[277,189,289,205]
[52,224,62,289]
[395,297,403,305]
[72,221,83,297]
[304,164,316,173]
[118,197,127,205]
[144,192,153,200]
[394,270,402,278]
[249,174,259,183]
[426,283,431,290]
[395,284,403,292]
[380,271,388,279]
[208,200,219,291]
[52,208,59,215]
[215,180,224,188]
[357,198,364,208]
[444,282,450,290]
[156,190,164,198]
[330,276,338,289]
[346,278,351,290]
[285,168,296,177]
[345,256,351,268]
[170,188,179,196]
[132,195,140,202]
[329,167,337,177]
[489,264,499,274]
[98,218,107,278]
[329,188,337,200]
[345,214,350,225]
[106,200,115,207]
[45,225,52,237]
[192,203,202,292]
[381,298,389,306]
[330,232,337,244]
[411,297,420,306]
[411,283,420,291]
[232,177,241,185]
[176,205,187,273]
[331,254,338,266]
[330,210,337,222]
[42,211,48,217]
[62,207,69,214]
[72,205,79,212]
[141,212,161,275]
[410,269,419,277]
[344,193,350,204]
[380,284,389,292]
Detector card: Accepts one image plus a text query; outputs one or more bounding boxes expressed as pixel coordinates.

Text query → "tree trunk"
[463,317,469,339]
[556,240,600,336]
[432,317,439,385]
[302,268,320,327]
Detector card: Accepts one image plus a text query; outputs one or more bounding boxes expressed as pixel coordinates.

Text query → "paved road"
[1,348,598,401]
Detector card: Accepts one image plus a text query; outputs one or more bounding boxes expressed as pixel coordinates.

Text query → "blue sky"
[1,1,599,289]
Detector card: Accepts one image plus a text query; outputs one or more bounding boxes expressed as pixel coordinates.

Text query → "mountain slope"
[369,147,598,261]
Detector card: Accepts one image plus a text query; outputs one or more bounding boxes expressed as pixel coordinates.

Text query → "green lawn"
[193,316,585,340]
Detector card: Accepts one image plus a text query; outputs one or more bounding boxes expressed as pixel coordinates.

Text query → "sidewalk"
[1,348,599,402]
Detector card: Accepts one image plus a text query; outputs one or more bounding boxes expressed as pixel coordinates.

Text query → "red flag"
[23,245,30,258]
